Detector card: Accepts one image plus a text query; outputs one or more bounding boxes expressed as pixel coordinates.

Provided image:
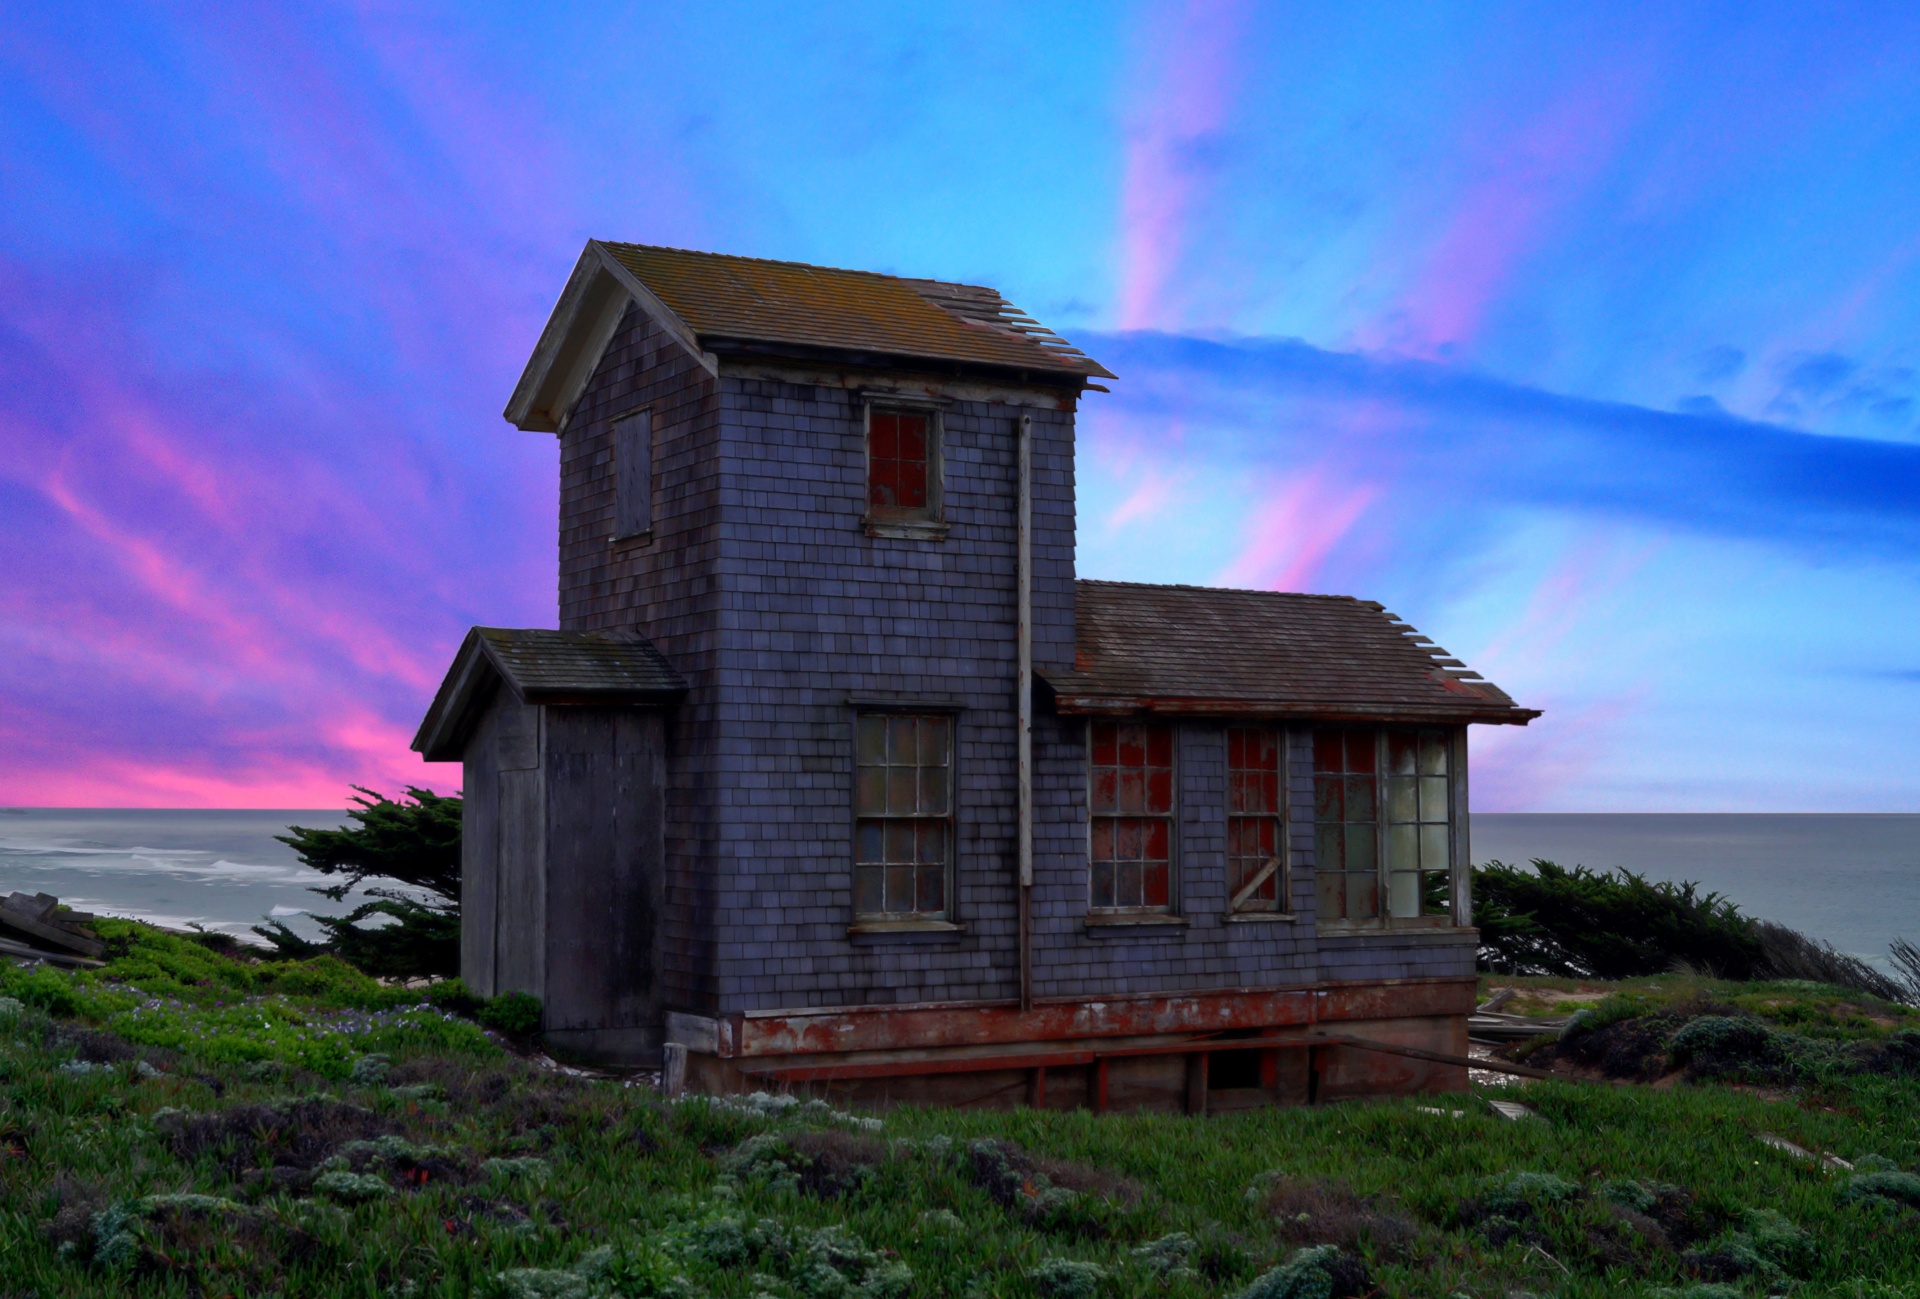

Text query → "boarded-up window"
[614,410,652,539]
[1089,721,1175,912]
[1227,726,1285,912]
[1385,730,1453,918]
[867,410,932,516]
[1313,728,1379,921]
[853,714,952,919]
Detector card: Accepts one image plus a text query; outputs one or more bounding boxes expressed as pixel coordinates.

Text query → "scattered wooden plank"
[1306,1032,1571,1082]
[0,907,105,959]
[1476,987,1515,1013]
[0,935,105,969]
[3,892,58,921]
[1758,1132,1852,1171]
[1488,1099,1539,1122]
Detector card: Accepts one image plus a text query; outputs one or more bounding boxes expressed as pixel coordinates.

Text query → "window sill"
[1316,922,1475,938]
[846,919,966,937]
[610,530,653,549]
[1225,911,1297,924]
[1084,913,1187,931]
[864,517,949,541]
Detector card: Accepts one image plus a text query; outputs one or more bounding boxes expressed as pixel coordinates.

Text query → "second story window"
[864,404,944,537]
[1227,726,1286,913]
[1089,721,1175,914]
[613,409,652,540]
[853,713,952,921]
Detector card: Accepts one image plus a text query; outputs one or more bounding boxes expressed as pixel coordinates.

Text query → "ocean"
[0,808,351,942]
[2,809,1916,966]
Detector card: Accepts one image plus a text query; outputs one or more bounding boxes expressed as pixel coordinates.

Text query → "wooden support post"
[1184,1052,1209,1116]
[1091,1058,1109,1112]
[1028,1065,1047,1110]
[1260,1048,1279,1092]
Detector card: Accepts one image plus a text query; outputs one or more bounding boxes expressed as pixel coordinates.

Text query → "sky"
[2,2,1919,811]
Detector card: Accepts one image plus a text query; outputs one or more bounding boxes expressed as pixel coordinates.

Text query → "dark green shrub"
[255,786,462,980]
[477,992,542,1037]
[1474,859,1764,978]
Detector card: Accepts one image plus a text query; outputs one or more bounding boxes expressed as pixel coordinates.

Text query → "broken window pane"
[1388,870,1421,918]
[1228,726,1286,911]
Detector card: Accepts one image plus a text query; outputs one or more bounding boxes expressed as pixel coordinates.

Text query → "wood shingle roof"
[412,627,686,760]
[1041,581,1537,725]
[600,242,1114,381]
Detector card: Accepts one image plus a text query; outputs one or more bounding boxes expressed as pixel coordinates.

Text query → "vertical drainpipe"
[1017,413,1035,1011]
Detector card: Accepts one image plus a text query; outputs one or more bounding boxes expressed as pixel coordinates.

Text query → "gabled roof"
[505,241,1111,431]
[1041,581,1538,726]
[413,627,686,761]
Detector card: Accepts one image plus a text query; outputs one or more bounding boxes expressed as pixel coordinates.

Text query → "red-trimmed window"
[867,410,930,514]
[853,713,952,920]
[1089,721,1175,912]
[1227,727,1286,912]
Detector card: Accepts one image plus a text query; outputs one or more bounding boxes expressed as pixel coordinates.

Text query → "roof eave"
[1044,689,1540,726]
[412,629,511,761]
[503,241,719,434]
[702,336,1110,387]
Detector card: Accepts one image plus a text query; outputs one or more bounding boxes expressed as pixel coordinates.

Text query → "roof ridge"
[1075,578,1366,603]
[597,240,992,295]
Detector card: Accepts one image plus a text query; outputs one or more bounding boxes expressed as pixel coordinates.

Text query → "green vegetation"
[4,931,1920,1296]
[1474,860,1917,1004]
[255,786,462,979]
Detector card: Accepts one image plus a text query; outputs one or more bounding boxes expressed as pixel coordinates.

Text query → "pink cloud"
[1114,0,1251,330]
[1363,64,1649,357]
[1471,531,1662,680]
[1212,467,1377,592]
[1469,688,1645,812]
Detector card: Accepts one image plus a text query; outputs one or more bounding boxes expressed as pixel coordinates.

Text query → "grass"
[0,928,1918,1297]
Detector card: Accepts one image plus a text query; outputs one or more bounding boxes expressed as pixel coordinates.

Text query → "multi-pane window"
[1313,728,1380,922]
[1089,721,1175,912]
[1385,730,1453,918]
[867,410,931,516]
[1314,727,1457,925]
[853,714,952,920]
[1227,727,1286,912]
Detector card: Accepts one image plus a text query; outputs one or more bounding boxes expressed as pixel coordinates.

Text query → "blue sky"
[1,2,1917,809]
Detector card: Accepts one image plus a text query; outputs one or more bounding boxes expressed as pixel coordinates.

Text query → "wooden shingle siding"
[561,304,725,1013]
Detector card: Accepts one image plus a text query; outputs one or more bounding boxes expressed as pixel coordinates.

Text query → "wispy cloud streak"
[1114,0,1250,329]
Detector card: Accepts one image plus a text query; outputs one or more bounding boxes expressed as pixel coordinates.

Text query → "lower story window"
[1227,726,1286,912]
[1089,720,1175,912]
[853,713,952,919]
[1313,726,1456,924]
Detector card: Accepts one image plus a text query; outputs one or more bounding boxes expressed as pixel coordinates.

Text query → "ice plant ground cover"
[0,930,1918,1296]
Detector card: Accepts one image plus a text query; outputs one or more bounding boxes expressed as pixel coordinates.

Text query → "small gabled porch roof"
[413,627,686,761]
[1041,580,1539,726]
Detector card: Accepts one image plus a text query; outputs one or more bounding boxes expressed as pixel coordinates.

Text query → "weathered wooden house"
[413,242,1538,1110]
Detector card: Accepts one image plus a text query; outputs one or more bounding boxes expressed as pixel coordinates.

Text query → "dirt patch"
[1264,1178,1420,1259]
[39,1176,107,1254]
[785,1129,892,1199]
[1530,1013,1685,1081]
[160,1096,403,1175]
[967,1139,1141,1210]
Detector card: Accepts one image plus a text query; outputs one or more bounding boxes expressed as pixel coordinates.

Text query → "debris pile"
[0,891,105,969]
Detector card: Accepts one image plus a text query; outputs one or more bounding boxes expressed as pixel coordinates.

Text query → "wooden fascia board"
[502,241,718,434]
[1045,692,1539,725]
[411,630,506,761]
